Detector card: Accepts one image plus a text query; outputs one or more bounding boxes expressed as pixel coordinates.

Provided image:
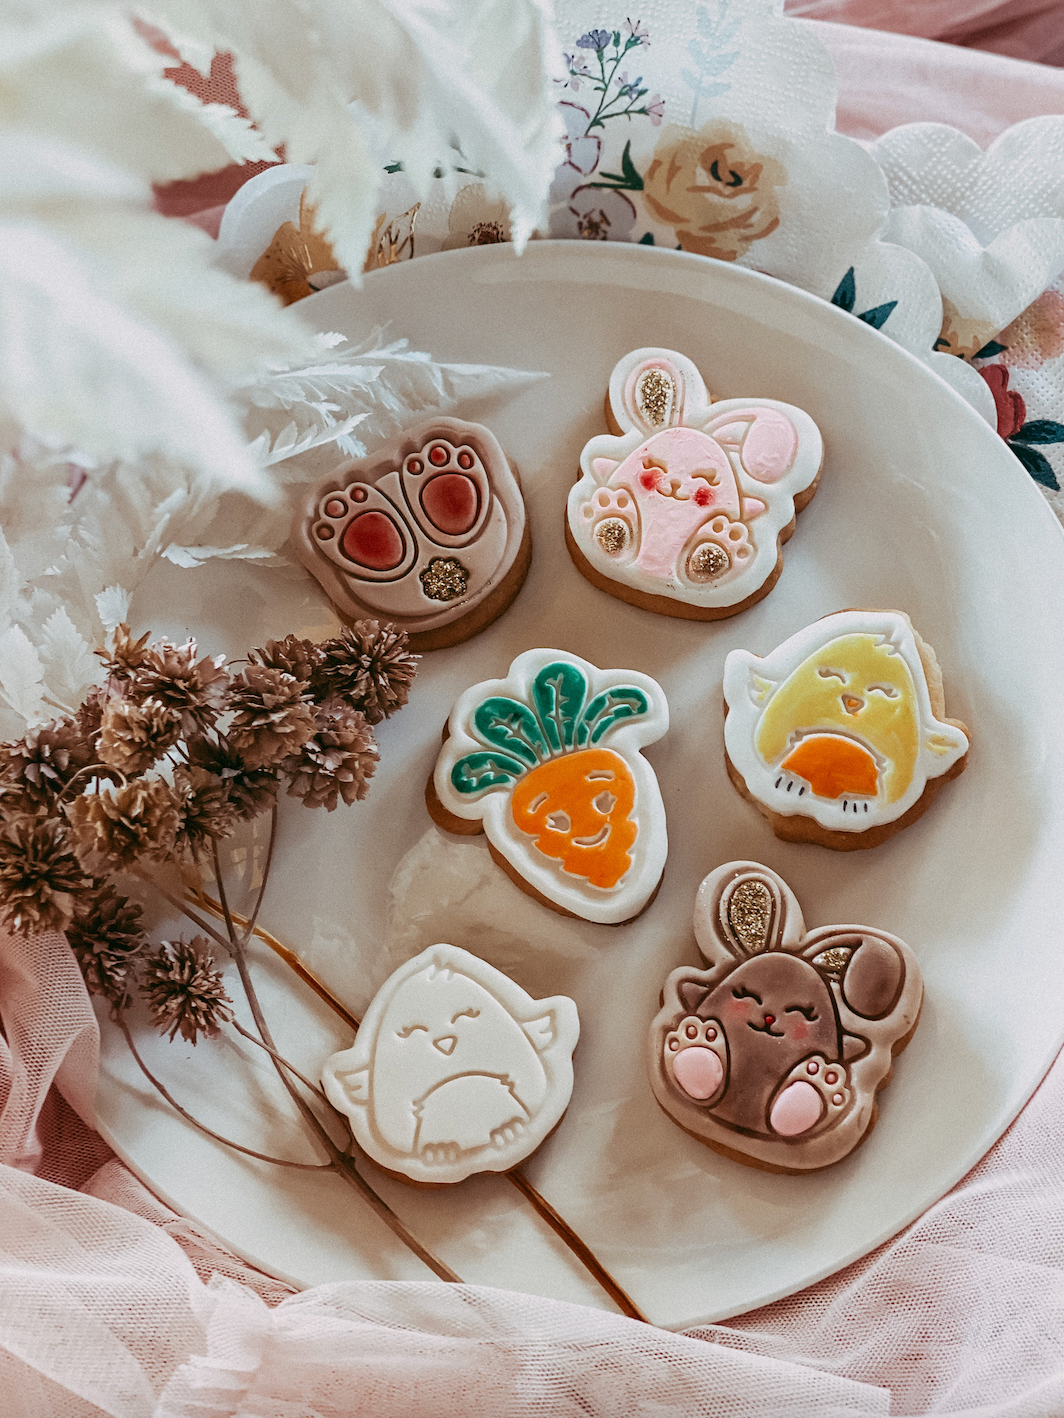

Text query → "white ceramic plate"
[96,243,1064,1330]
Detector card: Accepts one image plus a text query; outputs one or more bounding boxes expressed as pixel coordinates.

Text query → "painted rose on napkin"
[642,120,786,262]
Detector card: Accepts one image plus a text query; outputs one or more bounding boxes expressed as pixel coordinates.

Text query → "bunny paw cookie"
[322,943,579,1185]
[428,648,669,924]
[648,861,923,1172]
[566,348,823,619]
[723,609,970,849]
[294,417,530,650]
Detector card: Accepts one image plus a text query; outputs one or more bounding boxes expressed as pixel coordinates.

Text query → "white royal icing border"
[567,348,823,610]
[723,610,969,833]
[322,944,579,1185]
[433,647,669,924]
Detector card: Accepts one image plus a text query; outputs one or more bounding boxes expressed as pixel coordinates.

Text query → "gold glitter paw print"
[686,516,754,584]
[420,557,469,602]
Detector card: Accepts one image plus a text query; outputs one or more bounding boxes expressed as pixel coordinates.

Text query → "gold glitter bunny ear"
[363,203,420,272]
[717,869,785,958]
[606,349,711,437]
[693,861,806,969]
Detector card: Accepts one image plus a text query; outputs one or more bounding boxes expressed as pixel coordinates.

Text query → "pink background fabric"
[785,0,1064,67]
[13,9,1064,1413]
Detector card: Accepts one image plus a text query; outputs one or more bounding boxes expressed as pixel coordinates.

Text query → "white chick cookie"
[322,944,580,1185]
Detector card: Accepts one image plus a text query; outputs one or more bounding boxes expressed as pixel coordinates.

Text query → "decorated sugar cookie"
[566,348,823,619]
[428,648,669,924]
[648,861,923,1172]
[323,944,579,1185]
[723,609,969,849]
[293,417,530,650]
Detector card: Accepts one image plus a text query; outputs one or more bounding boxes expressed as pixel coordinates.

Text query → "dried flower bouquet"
[0,617,468,1279]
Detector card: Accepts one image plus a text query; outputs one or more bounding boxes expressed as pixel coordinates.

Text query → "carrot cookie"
[294,417,530,650]
[648,861,923,1172]
[566,348,823,619]
[323,943,579,1185]
[428,648,669,924]
[723,609,969,849]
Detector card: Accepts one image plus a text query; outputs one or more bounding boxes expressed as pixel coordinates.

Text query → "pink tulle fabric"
[10,14,1064,1415]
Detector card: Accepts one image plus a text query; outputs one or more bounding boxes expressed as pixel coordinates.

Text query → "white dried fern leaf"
[238,332,546,483]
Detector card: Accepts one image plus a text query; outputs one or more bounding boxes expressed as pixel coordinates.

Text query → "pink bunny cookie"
[566,348,823,619]
[294,417,530,650]
[648,861,923,1172]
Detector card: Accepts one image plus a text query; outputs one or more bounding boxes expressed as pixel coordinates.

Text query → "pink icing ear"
[593,456,619,481]
[709,408,799,484]
[738,409,798,483]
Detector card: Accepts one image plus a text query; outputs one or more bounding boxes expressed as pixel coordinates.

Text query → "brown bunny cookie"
[648,861,923,1172]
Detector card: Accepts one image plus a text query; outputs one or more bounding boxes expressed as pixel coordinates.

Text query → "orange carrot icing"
[511,748,636,888]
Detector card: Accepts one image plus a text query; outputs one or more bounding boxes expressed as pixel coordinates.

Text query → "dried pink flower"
[172,766,238,862]
[142,937,234,1044]
[98,700,182,775]
[66,885,148,1008]
[283,697,378,811]
[66,778,179,873]
[0,815,87,935]
[126,638,229,735]
[227,666,315,769]
[313,620,418,724]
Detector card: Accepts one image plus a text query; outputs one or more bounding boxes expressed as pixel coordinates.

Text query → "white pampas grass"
[142,0,564,271]
[0,0,562,732]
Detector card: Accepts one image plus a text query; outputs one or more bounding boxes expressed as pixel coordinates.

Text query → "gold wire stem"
[188,888,359,1031]
[188,889,651,1323]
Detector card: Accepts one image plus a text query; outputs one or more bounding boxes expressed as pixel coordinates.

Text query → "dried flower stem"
[236,804,278,949]
[189,887,359,1031]
[231,1018,330,1104]
[116,1017,331,1171]
[507,1170,649,1323]
[146,876,235,955]
[211,838,461,1283]
[53,762,128,805]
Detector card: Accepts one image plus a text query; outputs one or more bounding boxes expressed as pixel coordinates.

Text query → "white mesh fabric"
[0,926,98,1173]
[0,1162,888,1418]
[704,1044,1064,1416]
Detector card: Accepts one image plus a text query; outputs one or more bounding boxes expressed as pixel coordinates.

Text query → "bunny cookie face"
[293,417,530,650]
[429,649,669,924]
[566,349,823,619]
[648,862,923,1172]
[723,609,970,849]
[322,944,579,1185]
